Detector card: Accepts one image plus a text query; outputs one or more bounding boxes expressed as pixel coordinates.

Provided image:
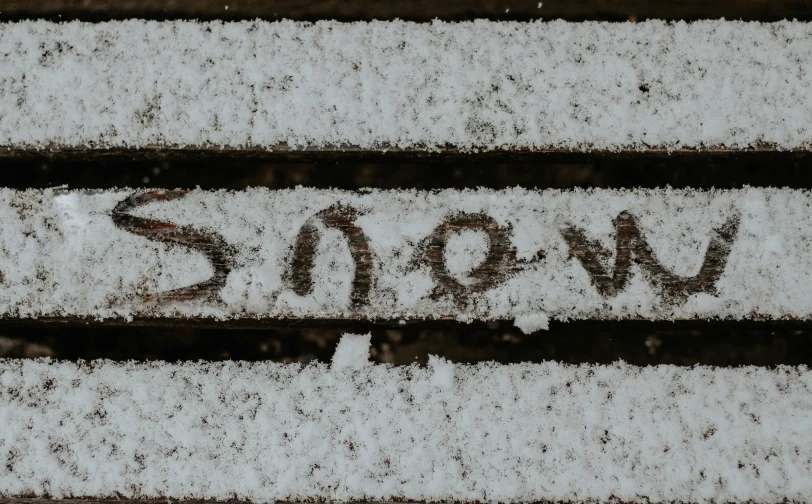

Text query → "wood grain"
[112,190,236,303]
[112,190,735,315]
[561,211,739,302]
[291,205,373,308]
[1,0,810,22]
[419,214,536,303]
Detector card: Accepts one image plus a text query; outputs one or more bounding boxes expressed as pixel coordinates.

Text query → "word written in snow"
[112,190,236,303]
[288,208,533,308]
[416,213,536,303]
[560,211,740,302]
[112,191,739,307]
[289,205,373,308]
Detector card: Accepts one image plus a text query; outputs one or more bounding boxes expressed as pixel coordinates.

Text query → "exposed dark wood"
[290,205,373,308]
[3,145,812,163]
[419,213,538,303]
[0,315,461,330]
[0,189,736,322]
[561,211,739,302]
[0,312,802,330]
[1,0,810,22]
[112,190,235,303]
[105,190,742,319]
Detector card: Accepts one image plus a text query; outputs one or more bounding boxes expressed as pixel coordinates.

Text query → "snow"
[513,312,550,333]
[444,229,490,281]
[1,20,812,151]
[2,187,812,323]
[331,332,371,369]
[1,345,811,502]
[428,354,454,389]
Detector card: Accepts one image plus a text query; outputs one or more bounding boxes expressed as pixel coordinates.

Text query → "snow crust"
[1,20,812,150]
[1,354,810,502]
[2,187,812,322]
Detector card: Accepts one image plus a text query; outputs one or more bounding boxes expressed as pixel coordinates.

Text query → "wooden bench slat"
[2,20,811,155]
[1,357,809,502]
[0,188,808,329]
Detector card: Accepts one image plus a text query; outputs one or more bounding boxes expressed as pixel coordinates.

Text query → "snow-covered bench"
[2,4,812,504]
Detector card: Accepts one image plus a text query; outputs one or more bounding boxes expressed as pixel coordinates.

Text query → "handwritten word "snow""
[111,190,739,310]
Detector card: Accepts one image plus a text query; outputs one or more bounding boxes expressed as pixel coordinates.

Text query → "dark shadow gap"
[2,0,811,23]
[4,159,812,190]
[1,320,810,367]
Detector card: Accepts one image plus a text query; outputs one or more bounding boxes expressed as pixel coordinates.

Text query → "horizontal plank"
[2,21,812,154]
[1,357,810,502]
[0,188,809,329]
[1,0,811,22]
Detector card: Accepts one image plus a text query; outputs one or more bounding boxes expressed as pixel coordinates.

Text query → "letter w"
[560,211,739,302]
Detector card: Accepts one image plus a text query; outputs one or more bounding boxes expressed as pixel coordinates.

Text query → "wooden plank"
[0,188,809,328]
[1,0,810,22]
[2,21,811,159]
[1,360,810,502]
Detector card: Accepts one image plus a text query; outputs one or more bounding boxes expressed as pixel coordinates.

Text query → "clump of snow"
[1,20,812,151]
[4,187,812,322]
[428,354,454,388]
[331,333,371,369]
[0,356,810,502]
[514,312,550,333]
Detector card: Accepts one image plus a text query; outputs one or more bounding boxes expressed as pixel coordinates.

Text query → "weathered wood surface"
[1,0,810,21]
[561,210,739,303]
[112,191,235,304]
